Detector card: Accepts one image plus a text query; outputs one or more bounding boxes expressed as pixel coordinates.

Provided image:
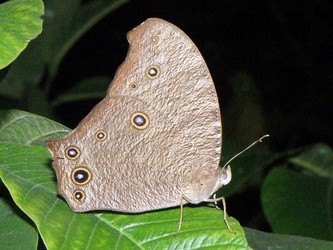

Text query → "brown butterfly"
[47,18,268,232]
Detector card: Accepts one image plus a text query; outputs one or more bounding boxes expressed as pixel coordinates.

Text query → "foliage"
[0,0,43,69]
[262,144,333,241]
[0,111,249,249]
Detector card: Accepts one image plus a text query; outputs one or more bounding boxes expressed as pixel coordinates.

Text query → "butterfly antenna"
[222,134,269,169]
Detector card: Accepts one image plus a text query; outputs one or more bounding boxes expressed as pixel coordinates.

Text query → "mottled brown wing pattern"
[46,18,230,213]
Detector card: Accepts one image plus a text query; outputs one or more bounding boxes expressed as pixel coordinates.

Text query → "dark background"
[54,0,332,150]
[50,0,332,231]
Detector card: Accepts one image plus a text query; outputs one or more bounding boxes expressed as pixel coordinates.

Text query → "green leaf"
[42,0,130,79]
[0,198,38,250]
[289,143,333,177]
[262,151,333,241]
[0,0,128,106]
[0,0,44,69]
[0,109,70,145]
[0,142,250,249]
[23,85,53,117]
[245,227,333,250]
[0,67,8,82]
[51,76,111,108]
[0,39,45,101]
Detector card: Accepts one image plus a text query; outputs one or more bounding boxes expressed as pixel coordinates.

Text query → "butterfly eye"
[73,190,85,203]
[146,65,160,79]
[65,146,81,160]
[131,112,150,130]
[71,167,92,186]
[95,130,107,141]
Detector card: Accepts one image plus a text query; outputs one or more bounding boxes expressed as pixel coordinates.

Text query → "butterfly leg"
[176,196,184,234]
[212,194,234,233]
